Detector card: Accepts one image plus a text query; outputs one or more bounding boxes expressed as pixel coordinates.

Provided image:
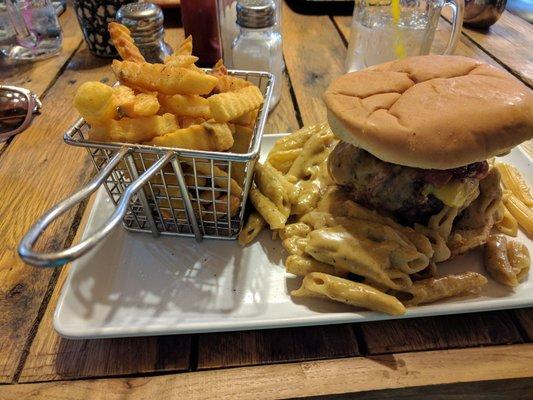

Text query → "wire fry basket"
[19,70,274,267]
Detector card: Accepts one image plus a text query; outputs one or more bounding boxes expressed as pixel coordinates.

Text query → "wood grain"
[198,325,358,369]
[312,379,533,400]
[0,6,83,96]
[358,311,523,355]
[2,345,532,399]
[514,308,533,341]
[282,2,346,125]
[443,10,533,87]
[162,24,185,50]
[264,72,301,134]
[0,45,112,383]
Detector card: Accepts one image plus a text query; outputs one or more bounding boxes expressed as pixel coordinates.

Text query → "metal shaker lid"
[116,2,165,42]
[236,0,276,29]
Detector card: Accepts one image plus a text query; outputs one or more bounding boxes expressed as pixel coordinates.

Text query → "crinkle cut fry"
[108,22,145,63]
[112,60,218,95]
[176,35,193,56]
[208,85,264,122]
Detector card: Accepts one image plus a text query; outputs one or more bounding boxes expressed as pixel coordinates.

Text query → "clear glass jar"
[217,0,281,69]
[1,0,62,61]
[231,1,283,110]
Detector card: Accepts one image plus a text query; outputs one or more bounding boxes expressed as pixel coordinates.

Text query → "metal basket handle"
[18,148,179,267]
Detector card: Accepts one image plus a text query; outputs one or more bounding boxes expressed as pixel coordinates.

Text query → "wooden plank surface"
[317,379,533,400]
[443,10,533,87]
[0,45,112,383]
[358,312,523,355]
[0,6,83,96]
[2,345,532,399]
[282,2,346,125]
[197,325,358,369]
[264,72,301,134]
[515,309,533,341]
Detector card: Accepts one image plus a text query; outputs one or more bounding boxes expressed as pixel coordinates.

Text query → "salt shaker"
[116,2,172,63]
[232,0,283,110]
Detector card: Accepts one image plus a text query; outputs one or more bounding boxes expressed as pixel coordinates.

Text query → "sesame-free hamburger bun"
[324,55,533,170]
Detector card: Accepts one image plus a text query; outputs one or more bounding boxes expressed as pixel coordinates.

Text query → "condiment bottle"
[180,0,221,66]
[116,2,172,63]
[232,0,283,110]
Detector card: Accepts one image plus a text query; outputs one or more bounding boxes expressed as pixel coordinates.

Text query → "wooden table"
[0,2,532,398]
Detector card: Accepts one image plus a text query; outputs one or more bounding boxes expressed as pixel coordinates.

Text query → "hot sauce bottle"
[180,0,221,66]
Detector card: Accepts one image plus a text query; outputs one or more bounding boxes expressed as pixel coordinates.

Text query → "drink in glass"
[345,0,464,72]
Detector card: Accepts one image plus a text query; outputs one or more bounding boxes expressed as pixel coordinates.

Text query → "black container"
[72,0,138,58]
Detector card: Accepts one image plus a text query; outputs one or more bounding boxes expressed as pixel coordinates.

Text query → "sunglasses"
[0,85,42,143]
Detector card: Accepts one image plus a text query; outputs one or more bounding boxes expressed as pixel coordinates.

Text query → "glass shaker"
[232,0,283,110]
[1,0,62,60]
[216,0,281,69]
[116,2,172,63]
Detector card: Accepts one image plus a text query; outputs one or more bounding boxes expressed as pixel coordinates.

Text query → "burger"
[324,55,533,253]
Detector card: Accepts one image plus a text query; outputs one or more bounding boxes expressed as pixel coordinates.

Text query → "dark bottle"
[180,0,221,66]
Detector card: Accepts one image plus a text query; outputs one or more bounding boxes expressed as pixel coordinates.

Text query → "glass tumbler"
[1,0,62,60]
[345,0,464,71]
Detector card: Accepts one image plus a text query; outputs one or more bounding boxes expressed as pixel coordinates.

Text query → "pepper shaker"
[116,2,172,63]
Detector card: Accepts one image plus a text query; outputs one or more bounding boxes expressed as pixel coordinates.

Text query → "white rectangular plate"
[54,135,533,339]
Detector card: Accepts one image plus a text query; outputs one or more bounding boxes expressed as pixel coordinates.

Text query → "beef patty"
[328,142,489,225]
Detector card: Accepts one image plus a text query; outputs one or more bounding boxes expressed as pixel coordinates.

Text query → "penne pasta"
[496,162,533,206]
[254,162,293,217]
[503,193,533,236]
[249,188,288,230]
[239,122,531,316]
[267,148,303,174]
[238,212,266,245]
[291,272,406,315]
[285,255,349,277]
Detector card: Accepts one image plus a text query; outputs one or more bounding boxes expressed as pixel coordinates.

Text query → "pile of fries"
[73,22,264,153]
